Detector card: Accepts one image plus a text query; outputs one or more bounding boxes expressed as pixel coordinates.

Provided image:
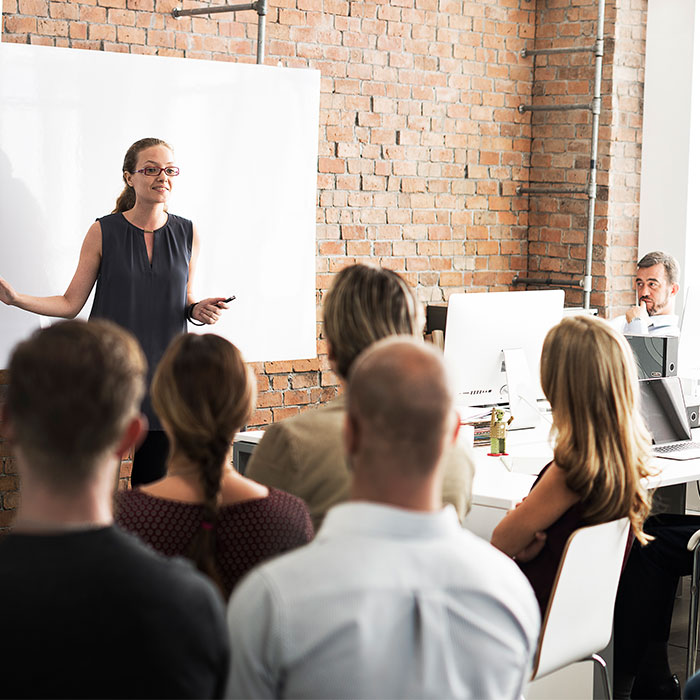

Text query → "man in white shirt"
[226,337,540,700]
[611,251,681,336]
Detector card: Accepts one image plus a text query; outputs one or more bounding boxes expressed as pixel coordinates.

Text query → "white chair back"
[532,517,630,680]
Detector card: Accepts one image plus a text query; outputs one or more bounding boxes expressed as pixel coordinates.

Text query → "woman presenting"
[0,137,229,485]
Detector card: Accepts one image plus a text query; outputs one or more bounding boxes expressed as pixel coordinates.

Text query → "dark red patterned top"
[114,487,314,598]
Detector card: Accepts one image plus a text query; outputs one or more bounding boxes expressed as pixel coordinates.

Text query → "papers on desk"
[457,404,553,450]
[457,406,495,448]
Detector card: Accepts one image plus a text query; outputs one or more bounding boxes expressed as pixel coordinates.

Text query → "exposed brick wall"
[523,0,606,305]
[1,0,538,419]
[248,358,336,428]
[0,0,649,530]
[518,0,646,315]
[605,0,647,318]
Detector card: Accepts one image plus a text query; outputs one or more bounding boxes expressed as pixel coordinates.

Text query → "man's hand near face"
[626,297,649,324]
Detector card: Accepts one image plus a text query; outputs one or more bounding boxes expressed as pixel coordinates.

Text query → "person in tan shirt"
[246,263,474,531]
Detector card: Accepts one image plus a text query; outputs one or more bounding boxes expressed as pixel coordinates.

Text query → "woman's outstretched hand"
[0,277,17,306]
[191,297,230,325]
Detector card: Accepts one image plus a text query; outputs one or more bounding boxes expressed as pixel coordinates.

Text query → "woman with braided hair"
[115,332,313,597]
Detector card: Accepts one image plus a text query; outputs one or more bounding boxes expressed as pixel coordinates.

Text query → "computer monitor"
[443,290,565,417]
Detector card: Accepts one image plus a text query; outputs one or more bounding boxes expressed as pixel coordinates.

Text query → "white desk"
[463,424,546,539]
[234,421,700,540]
[464,422,700,540]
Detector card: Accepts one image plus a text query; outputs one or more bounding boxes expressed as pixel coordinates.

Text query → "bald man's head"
[346,337,455,477]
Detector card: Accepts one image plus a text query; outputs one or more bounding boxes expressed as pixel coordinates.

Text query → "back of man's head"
[346,337,454,480]
[7,319,146,491]
[638,250,680,286]
[323,264,422,380]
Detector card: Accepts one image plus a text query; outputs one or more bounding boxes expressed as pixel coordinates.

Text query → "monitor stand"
[502,347,541,430]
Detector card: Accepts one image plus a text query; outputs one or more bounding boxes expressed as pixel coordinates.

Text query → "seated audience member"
[0,320,229,699]
[491,315,652,615]
[115,333,313,598]
[245,263,474,530]
[614,511,700,694]
[609,251,681,336]
[226,338,540,700]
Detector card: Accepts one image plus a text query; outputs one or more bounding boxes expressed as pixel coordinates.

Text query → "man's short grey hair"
[638,251,680,286]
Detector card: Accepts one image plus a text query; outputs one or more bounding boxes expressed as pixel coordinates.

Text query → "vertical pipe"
[256,0,267,64]
[583,0,605,309]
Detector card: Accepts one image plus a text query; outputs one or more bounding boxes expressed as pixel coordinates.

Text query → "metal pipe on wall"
[515,0,605,310]
[173,2,257,17]
[512,274,584,288]
[172,0,268,65]
[518,103,591,113]
[517,186,587,196]
[583,0,605,309]
[256,0,267,65]
[521,46,596,57]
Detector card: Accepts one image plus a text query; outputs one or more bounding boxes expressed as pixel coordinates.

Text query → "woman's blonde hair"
[540,315,652,544]
[151,333,255,590]
[322,264,423,380]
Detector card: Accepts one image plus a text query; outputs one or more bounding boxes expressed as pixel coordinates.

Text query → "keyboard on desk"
[654,442,700,453]
[653,442,700,460]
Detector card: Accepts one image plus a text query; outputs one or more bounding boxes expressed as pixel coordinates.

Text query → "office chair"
[531,518,631,700]
[686,529,700,678]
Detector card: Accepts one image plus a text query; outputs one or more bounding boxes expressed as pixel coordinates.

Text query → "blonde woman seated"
[491,315,652,615]
[115,333,314,598]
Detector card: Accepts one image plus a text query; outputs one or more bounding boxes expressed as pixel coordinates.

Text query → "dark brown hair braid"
[151,333,254,592]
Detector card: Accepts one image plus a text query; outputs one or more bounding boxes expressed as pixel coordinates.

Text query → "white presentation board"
[0,43,320,367]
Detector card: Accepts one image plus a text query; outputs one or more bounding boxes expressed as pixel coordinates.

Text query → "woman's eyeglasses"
[134,166,180,177]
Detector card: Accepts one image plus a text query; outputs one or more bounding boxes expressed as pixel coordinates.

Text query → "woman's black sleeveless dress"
[90,212,192,484]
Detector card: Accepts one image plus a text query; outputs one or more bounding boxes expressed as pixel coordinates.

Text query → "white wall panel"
[0,43,320,366]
